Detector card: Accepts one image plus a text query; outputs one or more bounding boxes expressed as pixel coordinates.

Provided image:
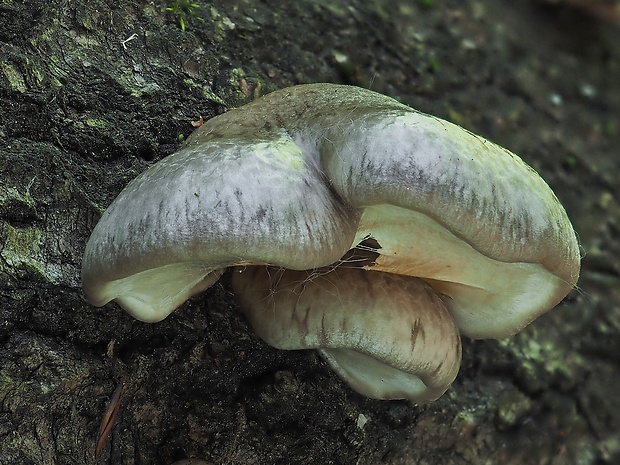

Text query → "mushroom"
[81,83,580,402]
[232,265,461,402]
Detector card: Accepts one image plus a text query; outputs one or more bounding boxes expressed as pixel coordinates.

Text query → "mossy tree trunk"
[1,1,619,464]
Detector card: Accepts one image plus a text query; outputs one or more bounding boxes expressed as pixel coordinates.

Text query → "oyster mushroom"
[81,83,580,401]
[232,265,461,401]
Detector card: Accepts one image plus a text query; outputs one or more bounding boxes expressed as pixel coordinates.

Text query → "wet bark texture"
[1,1,619,464]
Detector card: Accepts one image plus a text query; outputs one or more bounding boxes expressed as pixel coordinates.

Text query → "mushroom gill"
[81,83,580,401]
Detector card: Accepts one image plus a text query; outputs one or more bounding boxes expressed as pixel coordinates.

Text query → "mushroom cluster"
[81,84,580,402]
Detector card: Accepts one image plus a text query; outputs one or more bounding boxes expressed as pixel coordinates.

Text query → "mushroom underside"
[88,203,570,338]
[231,263,462,402]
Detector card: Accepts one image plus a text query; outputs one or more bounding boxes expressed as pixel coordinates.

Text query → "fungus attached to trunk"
[232,265,461,402]
[81,83,580,402]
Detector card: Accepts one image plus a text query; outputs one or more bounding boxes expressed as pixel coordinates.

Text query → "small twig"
[121,33,138,50]
[95,380,126,458]
[25,176,36,195]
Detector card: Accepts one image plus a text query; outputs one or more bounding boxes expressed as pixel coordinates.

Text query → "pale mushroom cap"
[82,83,580,337]
[82,137,360,321]
[316,109,580,337]
[231,266,461,402]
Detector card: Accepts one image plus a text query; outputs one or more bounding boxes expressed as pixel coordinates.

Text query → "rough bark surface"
[1,1,619,464]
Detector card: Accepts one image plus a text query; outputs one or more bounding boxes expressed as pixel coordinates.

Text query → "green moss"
[499,331,584,393]
[202,87,225,104]
[0,223,49,282]
[1,224,41,258]
[166,0,204,31]
[180,78,225,105]
[1,63,27,93]
[495,389,533,430]
[226,67,265,102]
[0,186,37,218]
[85,117,107,128]
[428,53,440,73]
[563,154,577,169]
[0,371,14,393]
[209,6,236,41]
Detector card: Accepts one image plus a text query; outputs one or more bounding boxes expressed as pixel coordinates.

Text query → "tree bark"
[1,1,619,464]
